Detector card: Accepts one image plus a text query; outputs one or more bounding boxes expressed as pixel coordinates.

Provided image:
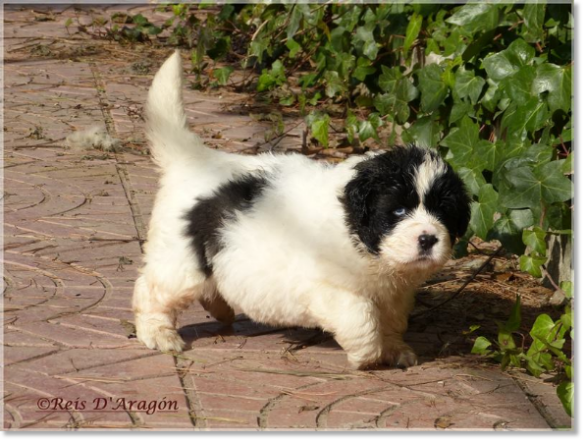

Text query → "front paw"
[135,316,185,353]
[382,343,417,368]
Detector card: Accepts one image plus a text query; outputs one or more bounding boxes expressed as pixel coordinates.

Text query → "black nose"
[419,234,438,251]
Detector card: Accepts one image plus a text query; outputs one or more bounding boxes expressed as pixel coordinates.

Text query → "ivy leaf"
[454,66,486,104]
[403,13,422,54]
[522,227,547,255]
[504,295,522,333]
[488,209,534,255]
[378,66,401,93]
[440,116,481,168]
[212,66,234,86]
[346,110,359,144]
[557,382,574,418]
[323,70,346,98]
[449,101,473,125]
[476,140,498,172]
[532,63,572,113]
[470,184,498,240]
[353,25,378,60]
[502,65,536,103]
[535,160,574,204]
[287,5,303,39]
[483,39,535,81]
[286,38,302,58]
[352,57,375,81]
[374,78,417,124]
[358,113,382,142]
[522,3,546,43]
[403,116,441,148]
[309,113,330,148]
[446,3,499,34]
[471,336,492,355]
[417,64,449,113]
[561,281,573,299]
[519,254,546,278]
[458,167,487,197]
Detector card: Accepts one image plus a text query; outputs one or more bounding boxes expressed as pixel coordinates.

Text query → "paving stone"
[2,4,571,431]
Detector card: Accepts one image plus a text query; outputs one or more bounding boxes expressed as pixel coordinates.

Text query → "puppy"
[133,51,471,369]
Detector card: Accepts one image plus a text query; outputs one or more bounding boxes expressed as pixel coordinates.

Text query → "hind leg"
[133,271,203,353]
[199,277,235,325]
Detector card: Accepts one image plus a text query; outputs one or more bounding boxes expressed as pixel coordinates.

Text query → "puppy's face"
[344,146,470,272]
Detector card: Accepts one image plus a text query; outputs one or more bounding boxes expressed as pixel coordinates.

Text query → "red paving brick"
[2,5,572,431]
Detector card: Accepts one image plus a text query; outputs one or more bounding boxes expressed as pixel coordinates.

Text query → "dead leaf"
[434,415,454,429]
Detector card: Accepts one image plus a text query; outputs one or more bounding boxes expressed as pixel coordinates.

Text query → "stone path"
[2,5,571,430]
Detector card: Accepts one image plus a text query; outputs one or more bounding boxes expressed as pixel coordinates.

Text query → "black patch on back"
[342,146,427,254]
[185,174,268,277]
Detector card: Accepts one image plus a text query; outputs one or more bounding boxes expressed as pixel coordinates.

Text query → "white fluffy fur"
[64,125,121,152]
[133,51,453,369]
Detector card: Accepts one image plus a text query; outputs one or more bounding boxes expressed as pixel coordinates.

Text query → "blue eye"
[393,207,406,216]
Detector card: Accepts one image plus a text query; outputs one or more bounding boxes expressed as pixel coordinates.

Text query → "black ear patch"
[185,174,268,277]
[424,165,471,243]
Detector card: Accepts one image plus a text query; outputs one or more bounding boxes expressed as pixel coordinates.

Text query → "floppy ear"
[456,193,472,238]
[344,172,377,229]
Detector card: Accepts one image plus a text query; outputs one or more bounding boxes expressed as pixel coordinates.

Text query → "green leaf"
[476,140,498,172]
[378,66,402,93]
[323,70,345,98]
[286,38,302,58]
[287,5,303,39]
[212,66,234,86]
[404,13,423,54]
[310,113,330,148]
[535,160,573,204]
[488,209,534,255]
[374,78,417,124]
[454,66,486,104]
[440,116,481,168]
[523,3,546,43]
[404,116,442,149]
[358,113,382,142]
[532,64,572,113]
[504,295,522,333]
[417,64,449,113]
[470,184,498,239]
[530,314,557,342]
[522,227,547,255]
[346,110,358,144]
[483,39,535,81]
[458,167,487,197]
[449,101,473,126]
[562,152,573,175]
[557,382,574,417]
[560,281,573,299]
[446,3,499,34]
[353,25,378,60]
[471,336,492,355]
[352,57,375,82]
[502,66,536,103]
[519,254,546,278]
[499,160,573,209]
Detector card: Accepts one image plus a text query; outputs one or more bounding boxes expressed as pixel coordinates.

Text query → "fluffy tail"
[145,50,206,169]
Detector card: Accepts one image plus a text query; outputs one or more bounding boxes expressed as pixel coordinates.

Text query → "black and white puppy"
[133,51,471,369]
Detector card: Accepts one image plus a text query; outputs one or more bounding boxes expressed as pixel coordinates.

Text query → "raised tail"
[145,51,206,169]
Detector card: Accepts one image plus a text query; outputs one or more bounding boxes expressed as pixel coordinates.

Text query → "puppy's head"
[343,145,470,272]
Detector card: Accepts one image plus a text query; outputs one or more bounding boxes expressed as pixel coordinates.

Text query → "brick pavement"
[2,5,572,430]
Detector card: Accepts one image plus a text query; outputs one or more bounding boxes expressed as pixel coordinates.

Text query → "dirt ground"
[2,4,572,430]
